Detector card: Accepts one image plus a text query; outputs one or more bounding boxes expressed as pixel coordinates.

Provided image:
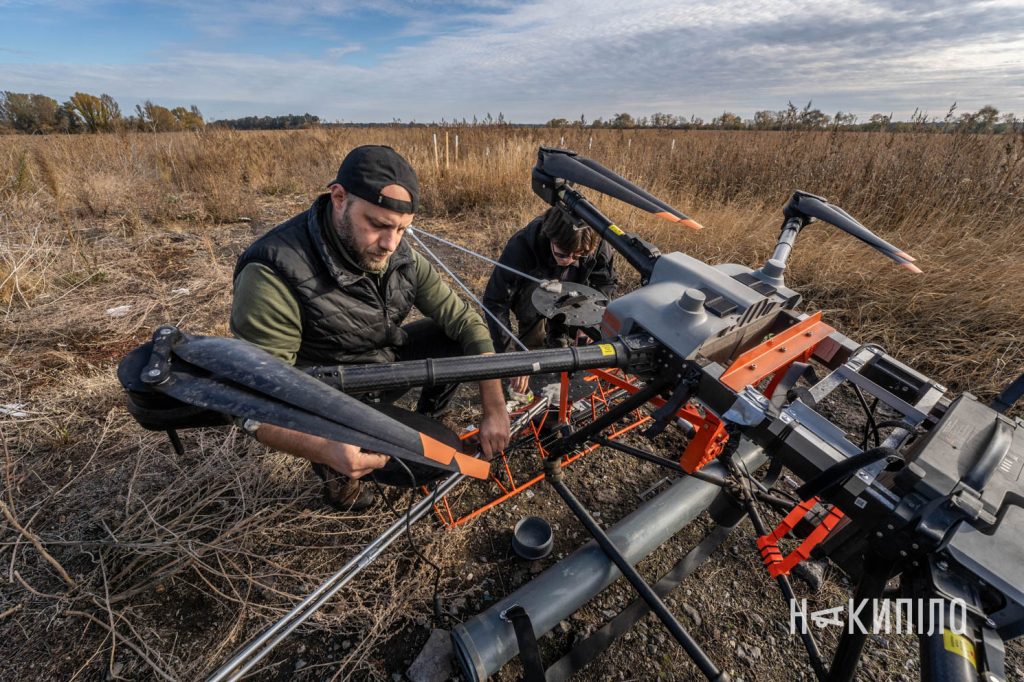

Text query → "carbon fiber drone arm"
[306,334,659,394]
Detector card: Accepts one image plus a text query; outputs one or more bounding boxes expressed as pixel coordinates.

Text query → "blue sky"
[2,0,1022,122]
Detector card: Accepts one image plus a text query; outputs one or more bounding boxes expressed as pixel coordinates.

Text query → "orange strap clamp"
[756,498,845,578]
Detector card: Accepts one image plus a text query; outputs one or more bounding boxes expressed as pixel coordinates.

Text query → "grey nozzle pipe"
[451,439,765,680]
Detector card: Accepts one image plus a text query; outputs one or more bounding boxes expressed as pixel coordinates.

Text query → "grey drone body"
[602,251,802,360]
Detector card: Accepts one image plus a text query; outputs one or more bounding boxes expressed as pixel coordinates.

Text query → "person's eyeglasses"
[551,244,585,260]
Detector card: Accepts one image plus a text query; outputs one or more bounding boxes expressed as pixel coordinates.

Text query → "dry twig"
[0,500,76,588]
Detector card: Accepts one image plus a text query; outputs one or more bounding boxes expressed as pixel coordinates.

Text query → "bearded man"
[230,145,509,510]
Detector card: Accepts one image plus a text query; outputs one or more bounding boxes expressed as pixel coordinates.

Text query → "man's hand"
[477,354,511,457]
[509,375,530,394]
[478,405,511,458]
[254,422,388,478]
[319,442,389,479]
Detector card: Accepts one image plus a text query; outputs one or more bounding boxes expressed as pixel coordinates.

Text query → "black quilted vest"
[233,194,418,366]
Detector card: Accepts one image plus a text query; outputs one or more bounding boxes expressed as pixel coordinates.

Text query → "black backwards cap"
[329,145,419,214]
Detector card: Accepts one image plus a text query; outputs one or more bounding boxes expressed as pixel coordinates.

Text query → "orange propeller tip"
[651,211,679,223]
[895,251,917,262]
[899,262,923,274]
[419,433,457,466]
[680,218,704,231]
[454,453,491,480]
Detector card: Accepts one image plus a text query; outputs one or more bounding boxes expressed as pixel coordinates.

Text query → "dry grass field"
[1,126,1022,680]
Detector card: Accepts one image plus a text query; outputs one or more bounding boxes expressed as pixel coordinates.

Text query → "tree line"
[208,113,321,130]
[547,102,1019,134]
[3,92,1018,135]
[0,91,204,134]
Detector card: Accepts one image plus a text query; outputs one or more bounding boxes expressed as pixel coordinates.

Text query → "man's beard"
[337,204,391,272]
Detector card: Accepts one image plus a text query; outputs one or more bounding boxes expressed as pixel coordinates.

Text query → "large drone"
[119,147,1023,682]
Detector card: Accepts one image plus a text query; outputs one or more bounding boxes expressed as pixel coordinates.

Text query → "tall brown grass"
[1,127,1022,679]
[3,126,1021,392]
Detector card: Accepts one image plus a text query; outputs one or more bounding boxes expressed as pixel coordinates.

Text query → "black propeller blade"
[575,155,702,229]
[788,191,920,272]
[159,371,436,466]
[537,148,703,230]
[123,329,489,479]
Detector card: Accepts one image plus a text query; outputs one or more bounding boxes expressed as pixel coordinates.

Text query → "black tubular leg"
[592,436,727,485]
[594,435,687,473]
[723,457,828,681]
[826,555,895,682]
[546,502,747,681]
[592,436,797,511]
[544,459,728,681]
[166,429,184,455]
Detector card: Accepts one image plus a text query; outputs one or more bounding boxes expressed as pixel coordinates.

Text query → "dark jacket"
[481,216,617,352]
[233,195,420,366]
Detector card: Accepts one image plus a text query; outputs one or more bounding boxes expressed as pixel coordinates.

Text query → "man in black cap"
[230,145,510,510]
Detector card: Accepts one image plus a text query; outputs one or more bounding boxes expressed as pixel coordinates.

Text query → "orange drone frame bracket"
[719,312,835,392]
[683,312,834,473]
[756,497,845,578]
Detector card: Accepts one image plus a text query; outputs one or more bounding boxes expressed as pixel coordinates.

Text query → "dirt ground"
[3,191,1023,681]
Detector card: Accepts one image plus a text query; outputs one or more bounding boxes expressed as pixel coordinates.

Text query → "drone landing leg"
[544,457,729,681]
[533,378,728,679]
[825,554,895,682]
[545,497,748,681]
[723,455,828,680]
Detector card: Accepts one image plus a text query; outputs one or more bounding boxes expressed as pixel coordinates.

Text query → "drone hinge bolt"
[911,543,920,550]
[899,550,908,557]
[937,560,949,571]
[147,368,162,378]
[886,523,895,530]
[875,531,884,538]
[986,618,996,628]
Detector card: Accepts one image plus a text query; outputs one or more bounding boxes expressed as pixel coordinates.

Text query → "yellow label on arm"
[942,630,977,666]
[607,224,625,236]
[598,343,615,356]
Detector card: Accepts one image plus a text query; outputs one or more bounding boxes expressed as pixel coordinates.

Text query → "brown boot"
[311,463,376,512]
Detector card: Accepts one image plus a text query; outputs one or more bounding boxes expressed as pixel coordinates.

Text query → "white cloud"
[326,44,363,59]
[1,0,1021,121]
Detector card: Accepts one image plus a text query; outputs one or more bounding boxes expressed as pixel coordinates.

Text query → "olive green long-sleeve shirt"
[230,247,494,365]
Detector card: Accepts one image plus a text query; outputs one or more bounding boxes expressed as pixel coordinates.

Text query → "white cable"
[408,228,530,353]
[411,226,544,284]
